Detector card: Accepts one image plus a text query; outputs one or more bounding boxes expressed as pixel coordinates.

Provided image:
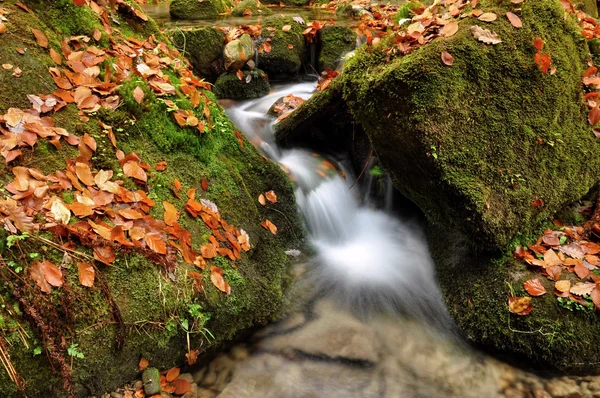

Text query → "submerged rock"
[317,26,357,72]
[223,34,255,71]
[258,16,307,80]
[170,27,225,81]
[214,69,270,99]
[231,0,273,17]
[170,0,229,20]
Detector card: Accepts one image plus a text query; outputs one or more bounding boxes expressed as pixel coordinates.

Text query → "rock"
[160,393,172,398]
[340,0,600,249]
[223,34,255,71]
[197,388,216,398]
[317,26,357,72]
[533,388,552,398]
[170,0,229,20]
[246,59,256,70]
[193,367,207,384]
[177,373,194,384]
[202,363,218,387]
[231,0,273,17]
[588,381,600,391]
[169,27,225,82]
[258,16,307,79]
[213,69,270,100]
[142,368,162,396]
[133,380,143,390]
[229,345,249,361]
[110,393,123,398]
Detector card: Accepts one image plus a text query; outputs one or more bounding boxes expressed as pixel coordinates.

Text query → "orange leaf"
[505,12,522,28]
[43,260,63,287]
[174,178,182,191]
[261,219,277,235]
[555,280,571,293]
[265,190,277,203]
[589,107,600,126]
[123,161,147,182]
[49,48,62,65]
[186,349,199,365]
[533,37,544,51]
[201,178,209,191]
[439,21,458,38]
[31,28,48,48]
[94,245,116,263]
[170,379,192,395]
[133,86,145,104]
[163,201,179,226]
[138,357,149,371]
[146,232,167,254]
[77,262,95,287]
[534,52,551,74]
[69,202,95,217]
[478,12,497,22]
[523,279,546,296]
[508,296,532,315]
[155,161,167,171]
[31,261,52,293]
[236,69,243,81]
[258,194,266,206]
[166,367,180,383]
[441,51,454,66]
[201,243,217,259]
[210,266,231,294]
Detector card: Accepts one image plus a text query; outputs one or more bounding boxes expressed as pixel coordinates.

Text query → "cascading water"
[224,82,458,336]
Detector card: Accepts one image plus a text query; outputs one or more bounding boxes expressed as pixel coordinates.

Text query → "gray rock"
[142,367,162,396]
[246,59,256,70]
[133,380,143,390]
[223,34,254,71]
[177,373,194,384]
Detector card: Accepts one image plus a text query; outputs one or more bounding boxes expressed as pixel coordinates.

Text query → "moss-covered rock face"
[170,0,229,20]
[214,69,270,99]
[341,0,600,250]
[170,27,225,82]
[317,26,357,72]
[231,0,273,17]
[258,15,307,80]
[0,1,303,397]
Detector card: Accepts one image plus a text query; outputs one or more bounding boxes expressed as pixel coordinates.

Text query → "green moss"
[257,15,307,80]
[231,0,273,17]
[213,69,270,99]
[170,0,229,20]
[317,26,356,72]
[169,26,225,81]
[341,0,600,249]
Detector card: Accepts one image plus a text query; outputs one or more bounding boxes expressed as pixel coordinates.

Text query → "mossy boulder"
[214,69,270,99]
[0,1,303,397]
[232,0,273,17]
[170,0,230,20]
[262,0,311,6]
[170,27,226,82]
[258,15,307,80]
[317,26,357,72]
[341,0,600,250]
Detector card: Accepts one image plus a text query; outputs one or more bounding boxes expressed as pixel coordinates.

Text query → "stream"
[135,6,600,398]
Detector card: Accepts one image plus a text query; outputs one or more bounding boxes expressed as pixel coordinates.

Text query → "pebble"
[590,381,600,392]
[193,367,207,384]
[533,388,552,398]
[229,345,249,361]
[110,393,123,398]
[133,380,143,390]
[546,379,580,398]
[201,364,217,387]
[177,373,194,384]
[197,388,216,398]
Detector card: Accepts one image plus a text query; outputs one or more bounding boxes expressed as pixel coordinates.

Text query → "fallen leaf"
[77,262,95,287]
[155,161,167,171]
[440,21,459,38]
[75,162,94,186]
[170,379,192,395]
[186,350,199,365]
[533,37,544,51]
[49,48,62,64]
[570,282,595,296]
[50,197,71,225]
[258,194,266,206]
[574,262,590,279]
[478,12,497,22]
[31,261,52,293]
[201,243,217,259]
[94,245,116,263]
[282,24,291,32]
[166,367,180,383]
[470,25,502,44]
[523,279,546,296]
[555,280,571,293]
[31,28,48,48]
[441,51,454,66]
[138,357,149,371]
[261,219,277,235]
[265,190,277,203]
[201,178,209,191]
[43,260,63,287]
[133,86,144,104]
[0,23,6,34]
[210,266,231,294]
[506,12,522,28]
[589,107,600,126]
[508,296,533,315]
[534,52,551,74]
[236,69,243,81]
[146,232,167,254]
[163,201,179,226]
[543,249,561,267]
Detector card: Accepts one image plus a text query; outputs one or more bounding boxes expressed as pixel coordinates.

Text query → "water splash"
[224,83,458,336]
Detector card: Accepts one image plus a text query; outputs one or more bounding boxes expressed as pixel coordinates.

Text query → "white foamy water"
[224,82,457,334]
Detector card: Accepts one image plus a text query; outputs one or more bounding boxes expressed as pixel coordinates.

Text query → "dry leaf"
[258,194,266,206]
[201,243,217,259]
[282,24,292,32]
[265,190,277,203]
[163,201,179,226]
[138,357,149,371]
[210,266,231,294]
[77,262,95,287]
[440,21,459,38]
[31,261,52,293]
[261,219,277,235]
[508,296,532,315]
[570,282,595,296]
[478,12,497,22]
[133,86,144,104]
[43,260,63,287]
[31,28,48,48]
[523,279,546,296]
[186,350,199,365]
[166,367,180,383]
[145,232,167,254]
[470,25,502,44]
[170,379,192,395]
[555,280,571,293]
[506,12,522,28]
[441,51,454,66]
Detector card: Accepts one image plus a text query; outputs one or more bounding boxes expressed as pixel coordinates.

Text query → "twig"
[349,148,374,190]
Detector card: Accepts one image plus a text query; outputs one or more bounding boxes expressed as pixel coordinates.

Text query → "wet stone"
[142,367,162,396]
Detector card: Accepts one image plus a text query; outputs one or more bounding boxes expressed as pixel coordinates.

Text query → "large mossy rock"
[170,0,230,20]
[258,15,307,80]
[317,26,357,72]
[170,27,226,82]
[231,0,273,17]
[341,0,600,249]
[0,1,303,397]
[214,69,270,99]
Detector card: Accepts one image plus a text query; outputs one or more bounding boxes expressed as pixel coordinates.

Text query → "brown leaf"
[570,282,595,296]
[441,51,454,66]
[31,261,52,293]
[201,243,217,259]
[146,232,167,254]
[440,22,459,38]
[282,24,292,32]
[166,367,180,383]
[265,190,277,203]
[138,357,149,371]
[574,262,590,279]
[69,202,95,217]
[31,28,48,48]
[210,266,231,294]
[77,262,95,287]
[49,48,62,65]
[75,162,94,186]
[0,23,6,34]
[170,379,192,395]
[261,219,277,235]
[591,287,600,310]
[201,178,209,191]
[589,107,600,126]
[505,12,522,28]
[186,350,199,366]
[163,201,179,227]
[508,296,532,315]
[133,86,144,104]
[94,245,116,263]
[258,194,266,206]
[43,260,63,287]
[478,12,497,22]
[523,279,546,296]
[555,280,571,293]
[155,161,167,171]
[470,25,502,44]
[543,249,561,267]
[0,199,34,233]
[123,161,147,182]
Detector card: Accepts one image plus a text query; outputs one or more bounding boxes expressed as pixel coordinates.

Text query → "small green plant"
[67,344,84,359]
[6,233,29,248]
[7,260,22,273]
[369,165,384,178]
[188,303,203,318]
[28,252,40,259]
[557,296,594,313]
[33,346,42,357]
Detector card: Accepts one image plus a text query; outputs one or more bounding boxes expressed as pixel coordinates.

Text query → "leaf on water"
[31,28,48,48]
[523,279,546,296]
[210,266,231,294]
[470,25,502,44]
[505,12,522,28]
[163,201,179,227]
[508,296,533,315]
[77,262,95,287]
[261,219,277,235]
[31,261,52,293]
[166,367,180,383]
[265,190,277,203]
[570,282,595,296]
[133,86,144,104]
[258,194,266,206]
[43,260,63,287]
[555,280,571,293]
[441,51,454,66]
[440,21,459,38]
